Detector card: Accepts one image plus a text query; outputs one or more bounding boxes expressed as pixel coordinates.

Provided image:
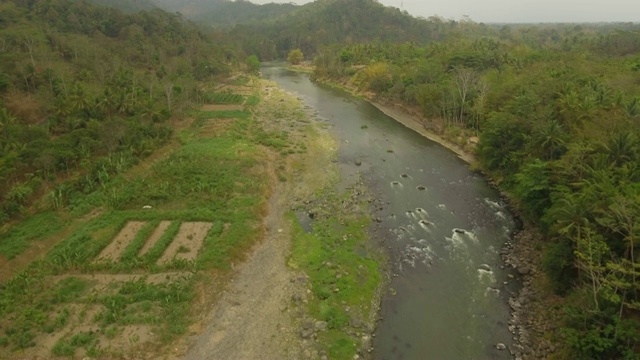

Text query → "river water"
[262,66,517,360]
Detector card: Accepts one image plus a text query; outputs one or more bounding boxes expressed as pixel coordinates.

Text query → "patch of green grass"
[93,279,193,340]
[230,76,250,86]
[0,212,65,259]
[203,91,245,105]
[52,331,99,357]
[245,95,260,106]
[199,110,251,119]
[51,277,90,304]
[43,307,71,333]
[289,187,382,360]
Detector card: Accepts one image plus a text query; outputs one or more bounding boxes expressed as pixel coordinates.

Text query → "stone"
[496,343,507,350]
[518,266,531,275]
[302,321,313,330]
[315,321,328,331]
[350,317,363,328]
[478,264,491,272]
[355,160,362,166]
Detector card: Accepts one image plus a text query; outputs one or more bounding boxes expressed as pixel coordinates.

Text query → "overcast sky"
[250,0,640,23]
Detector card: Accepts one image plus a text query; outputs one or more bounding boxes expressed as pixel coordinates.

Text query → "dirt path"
[182,176,299,360]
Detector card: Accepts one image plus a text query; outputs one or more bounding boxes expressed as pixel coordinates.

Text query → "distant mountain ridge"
[191,0,299,27]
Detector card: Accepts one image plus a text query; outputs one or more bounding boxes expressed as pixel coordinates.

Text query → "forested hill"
[227,0,491,60]
[191,0,299,28]
[149,0,226,17]
[0,0,236,223]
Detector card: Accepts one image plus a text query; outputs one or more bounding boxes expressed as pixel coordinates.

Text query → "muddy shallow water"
[262,66,518,360]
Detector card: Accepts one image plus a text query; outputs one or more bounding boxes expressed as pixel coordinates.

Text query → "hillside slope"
[0,0,235,225]
[228,0,492,60]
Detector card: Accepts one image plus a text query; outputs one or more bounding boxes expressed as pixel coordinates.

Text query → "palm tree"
[549,193,591,243]
[603,132,638,168]
[532,119,567,160]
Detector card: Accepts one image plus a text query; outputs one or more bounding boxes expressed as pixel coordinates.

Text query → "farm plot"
[95,221,146,261]
[0,84,291,359]
[158,222,213,264]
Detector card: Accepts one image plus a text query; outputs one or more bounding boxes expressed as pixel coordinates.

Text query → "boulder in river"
[478,264,491,272]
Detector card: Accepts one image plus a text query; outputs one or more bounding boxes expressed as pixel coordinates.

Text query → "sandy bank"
[369,101,476,164]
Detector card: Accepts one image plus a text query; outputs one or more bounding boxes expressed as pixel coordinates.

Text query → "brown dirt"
[138,220,172,257]
[95,221,147,262]
[33,304,102,356]
[201,104,244,111]
[16,273,191,357]
[157,222,213,264]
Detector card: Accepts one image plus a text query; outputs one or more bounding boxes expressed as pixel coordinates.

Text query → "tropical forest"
[1,0,639,359]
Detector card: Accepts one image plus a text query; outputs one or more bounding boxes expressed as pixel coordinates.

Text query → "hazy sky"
[250,0,640,23]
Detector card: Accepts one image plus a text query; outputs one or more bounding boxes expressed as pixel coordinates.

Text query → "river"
[262,66,518,360]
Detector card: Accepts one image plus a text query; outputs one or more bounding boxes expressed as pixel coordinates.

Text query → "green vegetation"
[202,91,246,105]
[0,0,235,230]
[289,186,382,359]
[0,86,278,356]
[190,0,298,28]
[245,55,261,74]
[288,48,304,65]
[312,23,640,359]
[0,212,64,259]
[3,0,640,357]
[225,0,492,60]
